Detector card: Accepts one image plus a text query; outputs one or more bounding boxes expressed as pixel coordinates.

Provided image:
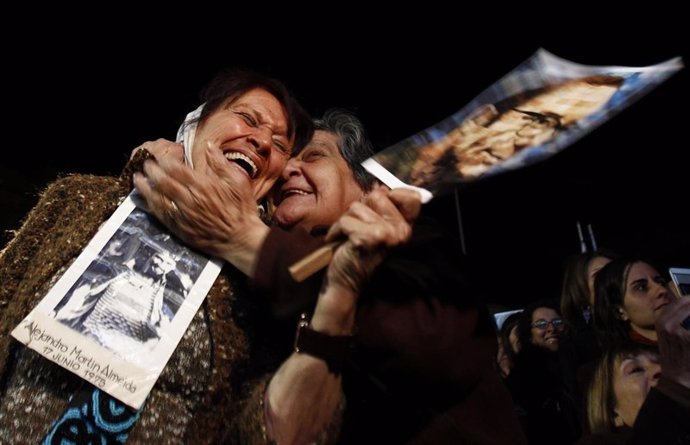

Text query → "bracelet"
[293,313,353,375]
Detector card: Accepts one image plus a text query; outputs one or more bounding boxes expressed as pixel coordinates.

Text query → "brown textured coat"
[0,161,267,444]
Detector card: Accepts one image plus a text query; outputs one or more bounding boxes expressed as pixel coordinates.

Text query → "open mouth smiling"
[224,152,258,178]
[278,188,311,203]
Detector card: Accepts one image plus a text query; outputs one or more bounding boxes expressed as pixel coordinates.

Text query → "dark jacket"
[253,216,527,444]
[577,377,690,445]
[506,344,581,445]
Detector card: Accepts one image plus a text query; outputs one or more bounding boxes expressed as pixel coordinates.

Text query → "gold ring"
[166,200,180,223]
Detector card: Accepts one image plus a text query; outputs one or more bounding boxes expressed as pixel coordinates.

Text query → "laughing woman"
[0,69,311,444]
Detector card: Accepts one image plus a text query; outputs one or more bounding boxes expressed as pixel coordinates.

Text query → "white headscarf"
[174,103,266,215]
[176,104,205,168]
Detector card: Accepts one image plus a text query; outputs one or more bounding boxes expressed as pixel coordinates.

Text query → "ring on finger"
[166,199,180,223]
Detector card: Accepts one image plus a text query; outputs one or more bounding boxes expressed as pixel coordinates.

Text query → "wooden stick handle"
[288,241,342,282]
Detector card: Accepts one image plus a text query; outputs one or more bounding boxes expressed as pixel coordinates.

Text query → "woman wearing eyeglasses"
[505,299,581,445]
[528,307,566,352]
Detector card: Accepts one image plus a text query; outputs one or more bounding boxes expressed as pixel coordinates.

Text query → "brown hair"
[586,344,657,434]
[194,68,313,154]
[560,249,619,329]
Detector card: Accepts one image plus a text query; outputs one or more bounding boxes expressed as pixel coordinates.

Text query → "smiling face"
[619,262,672,333]
[612,351,660,428]
[530,307,564,352]
[272,130,364,232]
[191,88,293,201]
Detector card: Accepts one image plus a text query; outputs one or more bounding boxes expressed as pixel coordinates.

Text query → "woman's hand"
[132,143,267,275]
[325,186,421,295]
[312,187,421,335]
[656,296,690,389]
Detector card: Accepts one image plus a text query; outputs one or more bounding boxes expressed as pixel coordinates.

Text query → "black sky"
[2,17,688,308]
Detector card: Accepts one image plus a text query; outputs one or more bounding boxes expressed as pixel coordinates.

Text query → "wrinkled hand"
[324,187,421,295]
[655,296,690,388]
[132,144,265,266]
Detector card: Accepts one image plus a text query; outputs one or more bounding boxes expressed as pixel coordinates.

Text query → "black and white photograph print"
[51,207,208,353]
[11,194,222,409]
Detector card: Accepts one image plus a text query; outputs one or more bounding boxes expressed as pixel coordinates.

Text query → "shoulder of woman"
[46,173,122,195]
[46,173,128,208]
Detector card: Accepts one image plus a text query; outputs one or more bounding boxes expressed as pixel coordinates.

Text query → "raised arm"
[238,188,420,445]
[632,296,690,443]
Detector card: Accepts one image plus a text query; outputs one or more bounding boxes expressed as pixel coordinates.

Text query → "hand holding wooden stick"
[288,188,422,282]
[289,241,341,282]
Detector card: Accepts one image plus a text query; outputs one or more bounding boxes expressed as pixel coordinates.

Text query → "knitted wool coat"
[0,157,271,444]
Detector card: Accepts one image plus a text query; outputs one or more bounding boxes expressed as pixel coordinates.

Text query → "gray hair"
[314,109,377,192]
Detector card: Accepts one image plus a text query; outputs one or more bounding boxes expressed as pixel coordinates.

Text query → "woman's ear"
[616,306,630,321]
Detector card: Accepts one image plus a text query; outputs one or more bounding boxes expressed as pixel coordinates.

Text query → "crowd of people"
[0,68,687,445]
[496,251,689,444]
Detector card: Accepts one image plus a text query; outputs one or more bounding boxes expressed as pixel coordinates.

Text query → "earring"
[616,308,628,321]
[614,413,624,427]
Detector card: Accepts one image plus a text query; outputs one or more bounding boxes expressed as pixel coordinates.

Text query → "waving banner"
[362,49,683,202]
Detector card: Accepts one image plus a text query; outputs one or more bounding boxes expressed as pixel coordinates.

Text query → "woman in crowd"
[497,311,521,379]
[581,344,660,443]
[506,299,581,445]
[592,256,673,348]
[559,249,620,419]
[560,249,618,347]
[578,297,690,444]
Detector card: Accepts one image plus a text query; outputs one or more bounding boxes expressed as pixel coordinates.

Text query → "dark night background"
[1,16,687,309]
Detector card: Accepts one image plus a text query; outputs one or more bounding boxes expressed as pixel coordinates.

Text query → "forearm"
[632,377,690,444]
[265,354,343,445]
[265,284,356,445]
[654,375,690,408]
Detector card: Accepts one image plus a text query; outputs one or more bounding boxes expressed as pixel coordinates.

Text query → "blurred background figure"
[506,299,581,445]
[559,249,620,419]
[496,311,522,379]
[578,296,690,444]
[581,344,660,441]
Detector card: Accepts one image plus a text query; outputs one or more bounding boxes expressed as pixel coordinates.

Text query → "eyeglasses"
[531,318,564,330]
